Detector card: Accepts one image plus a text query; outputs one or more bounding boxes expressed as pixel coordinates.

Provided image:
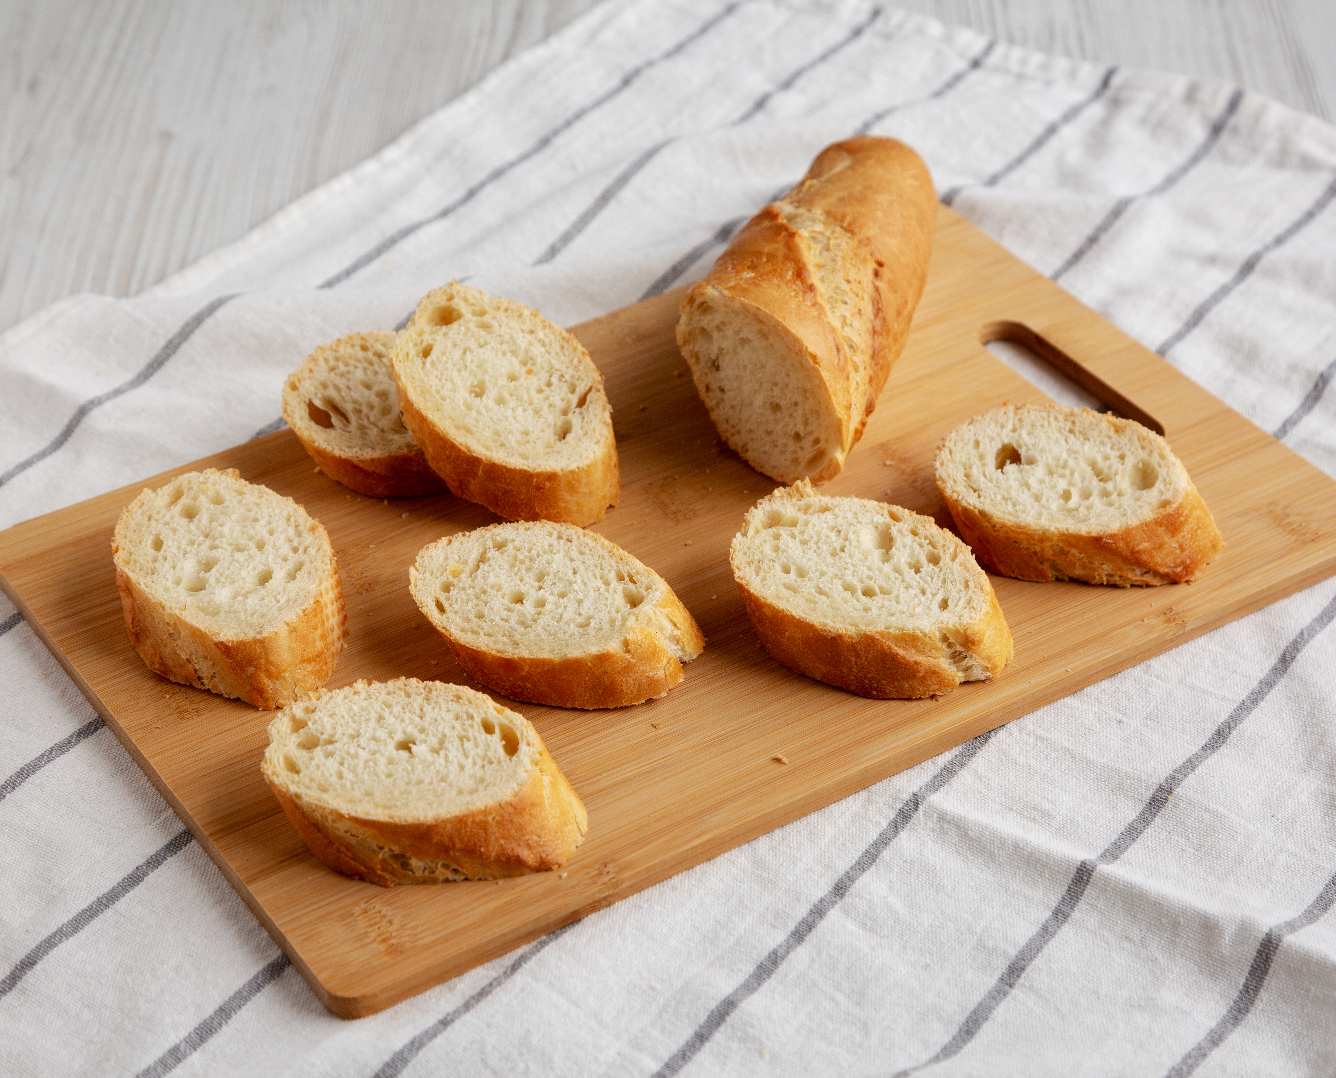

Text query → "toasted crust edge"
[446,585,703,709]
[734,578,1012,699]
[677,136,936,485]
[112,558,346,709]
[263,728,588,886]
[396,386,619,526]
[281,333,446,499]
[284,430,447,499]
[938,482,1224,586]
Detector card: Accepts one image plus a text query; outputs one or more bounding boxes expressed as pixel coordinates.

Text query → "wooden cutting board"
[3,208,1334,1019]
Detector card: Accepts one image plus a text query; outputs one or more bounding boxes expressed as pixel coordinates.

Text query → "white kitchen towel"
[2,1,1335,1074]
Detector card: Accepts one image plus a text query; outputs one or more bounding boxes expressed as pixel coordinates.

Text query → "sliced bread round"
[112,468,345,708]
[281,331,444,498]
[935,403,1223,585]
[262,678,588,885]
[392,283,619,525]
[730,481,1012,698]
[409,522,704,709]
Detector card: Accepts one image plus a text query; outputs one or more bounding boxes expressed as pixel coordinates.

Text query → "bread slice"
[262,678,587,885]
[281,331,444,498]
[391,283,619,525]
[410,522,703,709]
[935,403,1223,586]
[676,137,936,484]
[112,468,345,708]
[730,482,1012,699]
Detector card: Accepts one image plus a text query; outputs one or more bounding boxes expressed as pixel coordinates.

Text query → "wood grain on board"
[2,208,1334,1018]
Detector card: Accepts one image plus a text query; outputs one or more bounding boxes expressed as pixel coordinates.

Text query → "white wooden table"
[3,0,1333,334]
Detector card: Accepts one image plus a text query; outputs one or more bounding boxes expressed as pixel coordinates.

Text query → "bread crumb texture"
[410,521,703,708]
[281,331,443,497]
[935,403,1222,584]
[731,481,1012,697]
[262,678,587,884]
[398,284,609,469]
[114,468,335,638]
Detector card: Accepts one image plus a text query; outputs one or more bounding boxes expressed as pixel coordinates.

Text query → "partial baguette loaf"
[410,521,703,709]
[112,468,345,708]
[677,136,936,484]
[935,403,1223,585]
[262,678,588,885]
[281,331,444,498]
[392,283,619,525]
[730,482,1012,698]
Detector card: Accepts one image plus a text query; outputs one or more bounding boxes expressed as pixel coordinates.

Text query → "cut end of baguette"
[935,403,1223,585]
[731,482,1012,698]
[392,282,618,524]
[677,286,845,483]
[111,469,345,707]
[410,522,704,709]
[281,331,444,498]
[262,678,587,885]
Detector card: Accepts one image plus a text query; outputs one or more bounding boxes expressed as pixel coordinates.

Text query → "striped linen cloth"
[3,1,1336,1073]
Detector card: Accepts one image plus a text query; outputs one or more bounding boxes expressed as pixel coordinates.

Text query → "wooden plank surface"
[2,208,1334,1017]
[3,0,1334,333]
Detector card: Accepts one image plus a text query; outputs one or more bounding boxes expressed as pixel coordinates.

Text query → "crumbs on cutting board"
[771,753,789,765]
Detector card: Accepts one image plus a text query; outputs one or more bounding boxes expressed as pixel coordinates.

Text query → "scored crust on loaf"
[677,136,936,484]
[935,403,1223,585]
[730,481,1012,699]
[262,678,588,885]
[281,331,445,498]
[111,468,345,708]
[410,522,704,709]
[392,282,619,525]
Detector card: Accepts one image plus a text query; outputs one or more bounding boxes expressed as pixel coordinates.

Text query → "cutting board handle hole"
[980,322,1164,434]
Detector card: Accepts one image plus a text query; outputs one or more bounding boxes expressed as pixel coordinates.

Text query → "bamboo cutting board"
[3,208,1335,1018]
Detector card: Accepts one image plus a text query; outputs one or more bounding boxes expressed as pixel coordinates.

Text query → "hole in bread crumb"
[926,550,940,566]
[434,597,446,614]
[255,568,273,586]
[198,556,217,573]
[286,561,304,581]
[394,737,416,754]
[209,492,224,506]
[575,385,593,409]
[1134,459,1158,490]
[939,596,950,611]
[995,443,1022,470]
[761,510,798,530]
[497,724,519,757]
[481,717,495,735]
[151,535,163,552]
[166,486,184,507]
[508,590,525,604]
[556,416,573,441]
[181,503,200,521]
[622,585,645,609]
[255,537,266,551]
[1060,488,1073,503]
[297,732,320,751]
[306,400,335,429]
[469,382,485,398]
[283,754,301,775]
[289,715,308,733]
[418,343,434,359]
[427,304,462,327]
[861,584,877,598]
[184,575,207,593]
